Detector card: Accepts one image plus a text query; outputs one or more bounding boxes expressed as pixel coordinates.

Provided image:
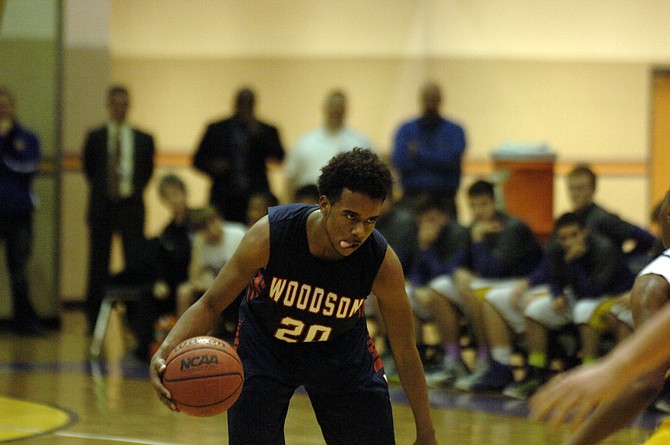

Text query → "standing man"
[193,87,284,225]
[83,85,155,334]
[392,81,467,220]
[0,88,49,336]
[284,89,374,198]
[151,148,438,445]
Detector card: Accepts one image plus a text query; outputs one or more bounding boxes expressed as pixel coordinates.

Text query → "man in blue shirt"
[0,88,48,336]
[392,82,467,220]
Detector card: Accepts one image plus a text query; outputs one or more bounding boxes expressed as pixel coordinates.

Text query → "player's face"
[421,85,441,116]
[201,217,223,244]
[468,194,496,222]
[557,223,587,251]
[418,208,448,231]
[325,95,346,129]
[159,184,187,215]
[107,92,129,124]
[320,188,382,257]
[567,174,594,211]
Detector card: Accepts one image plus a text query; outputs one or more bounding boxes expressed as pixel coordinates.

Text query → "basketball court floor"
[0,309,663,444]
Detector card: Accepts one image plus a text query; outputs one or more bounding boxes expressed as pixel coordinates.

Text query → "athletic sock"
[582,356,598,365]
[527,352,547,369]
[445,342,461,361]
[477,347,491,364]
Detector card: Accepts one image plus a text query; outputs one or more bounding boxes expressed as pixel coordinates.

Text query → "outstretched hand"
[529,362,624,431]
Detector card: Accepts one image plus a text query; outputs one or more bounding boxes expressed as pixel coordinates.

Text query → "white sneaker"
[425,357,468,388]
[655,396,670,413]
[454,361,491,391]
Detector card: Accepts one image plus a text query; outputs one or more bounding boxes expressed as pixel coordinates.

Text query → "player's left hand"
[529,361,622,431]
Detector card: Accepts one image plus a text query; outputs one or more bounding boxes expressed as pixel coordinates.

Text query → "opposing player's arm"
[150,217,270,408]
[373,246,437,445]
[530,273,670,430]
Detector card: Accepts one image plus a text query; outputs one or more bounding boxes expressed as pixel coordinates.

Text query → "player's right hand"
[150,353,178,412]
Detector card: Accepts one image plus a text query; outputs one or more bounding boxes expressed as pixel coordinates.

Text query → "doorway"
[651,70,670,210]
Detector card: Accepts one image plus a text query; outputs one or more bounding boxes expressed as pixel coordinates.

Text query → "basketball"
[162,336,244,417]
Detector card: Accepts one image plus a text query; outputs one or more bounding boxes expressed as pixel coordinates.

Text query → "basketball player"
[529,188,670,445]
[151,148,438,445]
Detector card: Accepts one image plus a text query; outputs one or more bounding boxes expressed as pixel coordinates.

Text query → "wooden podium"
[492,148,556,242]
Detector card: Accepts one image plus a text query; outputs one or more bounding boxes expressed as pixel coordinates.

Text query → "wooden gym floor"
[0,309,663,444]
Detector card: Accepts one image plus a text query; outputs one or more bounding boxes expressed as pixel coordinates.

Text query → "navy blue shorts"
[227,304,395,445]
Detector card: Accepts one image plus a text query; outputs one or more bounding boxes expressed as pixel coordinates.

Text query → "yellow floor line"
[0,395,73,442]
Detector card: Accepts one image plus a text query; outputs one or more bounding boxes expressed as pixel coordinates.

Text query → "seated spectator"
[529,189,670,445]
[519,212,635,397]
[151,174,194,303]
[567,164,656,272]
[402,196,468,386]
[292,183,320,204]
[412,180,543,390]
[246,191,278,227]
[476,268,552,398]
[375,190,418,273]
[120,173,193,361]
[176,206,247,341]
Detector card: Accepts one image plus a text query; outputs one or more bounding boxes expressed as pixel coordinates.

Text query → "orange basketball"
[163,336,244,417]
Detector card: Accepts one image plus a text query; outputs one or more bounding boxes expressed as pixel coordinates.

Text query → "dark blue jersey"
[243,204,388,343]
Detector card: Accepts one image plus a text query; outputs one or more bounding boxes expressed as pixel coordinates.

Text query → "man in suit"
[83,85,155,334]
[193,87,284,225]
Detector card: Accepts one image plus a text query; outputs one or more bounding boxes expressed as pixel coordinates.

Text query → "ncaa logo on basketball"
[180,353,220,371]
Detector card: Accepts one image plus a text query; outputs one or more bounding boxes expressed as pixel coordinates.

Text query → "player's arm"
[150,217,270,409]
[553,273,670,445]
[530,274,670,431]
[373,246,438,445]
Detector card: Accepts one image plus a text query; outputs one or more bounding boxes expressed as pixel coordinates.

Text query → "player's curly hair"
[318,147,393,203]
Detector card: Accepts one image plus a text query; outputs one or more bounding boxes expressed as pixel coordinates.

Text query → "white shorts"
[524,294,617,330]
[364,292,380,318]
[427,276,521,309]
[639,250,670,283]
[524,294,573,329]
[426,275,462,308]
[409,277,458,321]
[486,284,551,334]
[610,303,634,329]
[412,275,490,320]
